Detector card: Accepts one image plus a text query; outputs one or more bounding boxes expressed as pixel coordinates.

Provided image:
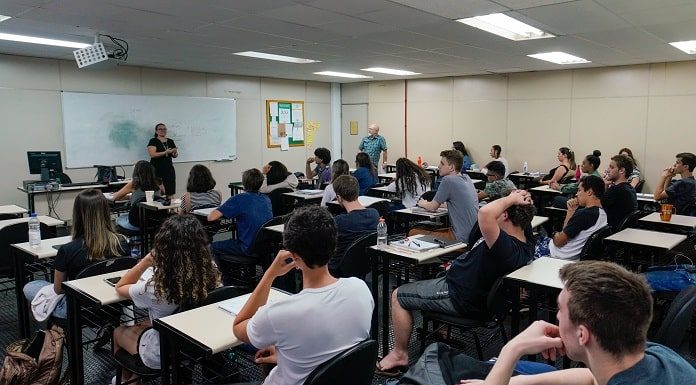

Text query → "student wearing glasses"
[147,123,178,198]
[478,160,516,201]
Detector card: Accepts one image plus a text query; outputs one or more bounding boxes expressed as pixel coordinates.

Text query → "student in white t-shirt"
[232,206,374,385]
[112,215,220,383]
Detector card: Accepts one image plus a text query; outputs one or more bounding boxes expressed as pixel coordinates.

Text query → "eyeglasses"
[486,173,497,177]
[157,128,167,131]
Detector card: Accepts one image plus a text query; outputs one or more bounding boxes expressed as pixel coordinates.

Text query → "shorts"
[396,276,459,316]
[137,327,161,369]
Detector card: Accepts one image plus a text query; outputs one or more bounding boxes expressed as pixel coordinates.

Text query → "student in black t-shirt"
[602,154,638,229]
[654,152,696,215]
[23,189,129,319]
[376,190,535,376]
[329,175,380,276]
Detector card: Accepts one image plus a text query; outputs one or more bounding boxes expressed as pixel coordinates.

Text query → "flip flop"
[375,361,408,377]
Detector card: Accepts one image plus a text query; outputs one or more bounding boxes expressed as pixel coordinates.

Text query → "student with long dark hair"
[453,141,473,172]
[320,159,350,206]
[386,157,430,210]
[354,152,378,195]
[260,160,298,193]
[112,160,163,230]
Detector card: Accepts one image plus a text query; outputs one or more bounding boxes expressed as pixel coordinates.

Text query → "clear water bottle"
[523,161,528,174]
[28,213,41,247]
[376,218,388,247]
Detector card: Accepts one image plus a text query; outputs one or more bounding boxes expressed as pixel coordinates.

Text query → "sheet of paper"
[292,109,303,123]
[292,123,304,140]
[278,108,291,123]
[269,102,278,117]
[280,136,289,151]
[270,121,278,138]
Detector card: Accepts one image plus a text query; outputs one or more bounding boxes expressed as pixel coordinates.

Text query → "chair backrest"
[336,232,377,280]
[467,221,482,248]
[420,190,436,201]
[366,200,390,219]
[0,222,54,277]
[267,188,295,217]
[634,180,645,193]
[578,225,612,261]
[614,209,644,233]
[250,216,286,267]
[58,172,72,184]
[75,256,139,279]
[653,286,696,351]
[302,339,378,385]
[486,276,510,321]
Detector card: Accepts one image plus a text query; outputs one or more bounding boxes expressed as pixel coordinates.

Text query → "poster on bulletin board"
[266,100,305,148]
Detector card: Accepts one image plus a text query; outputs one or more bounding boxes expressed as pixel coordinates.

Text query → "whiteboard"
[61,92,236,168]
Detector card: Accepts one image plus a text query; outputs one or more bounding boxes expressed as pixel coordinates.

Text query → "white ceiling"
[1,0,696,82]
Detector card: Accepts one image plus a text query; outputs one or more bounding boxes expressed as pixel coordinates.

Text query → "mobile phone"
[103,276,121,287]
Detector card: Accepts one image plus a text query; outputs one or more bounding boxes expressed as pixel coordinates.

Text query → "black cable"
[103,35,128,61]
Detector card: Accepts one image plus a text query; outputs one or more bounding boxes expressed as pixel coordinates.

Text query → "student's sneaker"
[110,376,117,385]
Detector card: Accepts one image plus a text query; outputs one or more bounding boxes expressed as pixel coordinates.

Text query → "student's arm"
[417,197,442,211]
[541,166,567,185]
[53,270,66,295]
[115,253,154,298]
[479,190,532,248]
[478,190,489,201]
[629,178,640,189]
[233,250,297,343]
[207,208,223,222]
[306,158,316,178]
[462,368,596,385]
[111,180,134,201]
[654,167,674,200]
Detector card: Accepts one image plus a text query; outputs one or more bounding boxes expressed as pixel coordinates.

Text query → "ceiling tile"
[516,0,632,35]
[303,0,393,16]
[494,0,578,10]
[357,3,448,27]
[219,15,346,43]
[258,4,348,27]
[388,0,506,19]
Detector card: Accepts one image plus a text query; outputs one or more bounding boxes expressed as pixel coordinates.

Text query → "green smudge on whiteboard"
[109,120,141,149]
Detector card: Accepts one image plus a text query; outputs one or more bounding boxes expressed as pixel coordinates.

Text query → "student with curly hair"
[386,157,431,210]
[305,147,332,185]
[112,215,220,381]
[179,164,222,214]
[354,152,378,195]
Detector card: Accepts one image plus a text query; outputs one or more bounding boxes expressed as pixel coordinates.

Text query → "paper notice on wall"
[280,136,289,151]
[269,102,278,117]
[305,121,319,148]
[292,122,304,140]
[278,123,287,138]
[292,109,303,123]
[278,108,291,124]
[270,121,279,138]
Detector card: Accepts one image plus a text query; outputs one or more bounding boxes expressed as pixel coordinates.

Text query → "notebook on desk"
[218,293,285,315]
[295,189,323,195]
[389,237,440,252]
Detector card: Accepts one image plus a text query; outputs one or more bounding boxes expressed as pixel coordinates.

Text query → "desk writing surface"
[638,212,696,228]
[604,228,687,250]
[0,215,64,230]
[470,179,482,184]
[370,186,393,193]
[506,257,573,289]
[12,235,72,259]
[395,207,448,219]
[158,289,290,354]
[327,196,389,207]
[284,191,323,199]
[378,173,396,180]
[265,224,284,233]
[0,205,28,215]
[372,235,466,264]
[63,270,130,306]
[531,216,549,228]
[139,201,179,210]
[636,193,657,203]
[530,185,561,194]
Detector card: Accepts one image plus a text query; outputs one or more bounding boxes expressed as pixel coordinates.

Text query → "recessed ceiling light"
[669,40,696,54]
[456,13,554,41]
[361,67,421,76]
[314,71,372,79]
[233,51,319,64]
[0,15,11,23]
[528,51,590,65]
[0,32,90,48]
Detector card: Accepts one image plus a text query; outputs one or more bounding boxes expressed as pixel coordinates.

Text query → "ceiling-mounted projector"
[73,34,128,69]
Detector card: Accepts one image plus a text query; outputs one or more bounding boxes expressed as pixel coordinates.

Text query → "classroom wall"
[0,54,333,221]
[345,61,696,192]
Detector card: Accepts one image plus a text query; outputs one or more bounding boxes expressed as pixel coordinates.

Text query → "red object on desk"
[575,165,581,179]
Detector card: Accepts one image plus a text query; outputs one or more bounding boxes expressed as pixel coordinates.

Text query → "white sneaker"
[110,375,117,385]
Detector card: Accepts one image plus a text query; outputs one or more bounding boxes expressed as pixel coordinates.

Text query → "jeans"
[116,214,140,231]
[23,280,67,319]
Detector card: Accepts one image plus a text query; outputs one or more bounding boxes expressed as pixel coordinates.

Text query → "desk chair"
[113,285,251,385]
[634,180,645,193]
[334,232,376,280]
[653,286,696,352]
[267,188,295,216]
[578,225,612,261]
[303,339,377,385]
[1,222,55,290]
[419,277,509,360]
[614,210,645,233]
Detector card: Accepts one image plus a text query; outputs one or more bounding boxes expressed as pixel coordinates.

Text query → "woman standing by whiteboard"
[148,123,178,197]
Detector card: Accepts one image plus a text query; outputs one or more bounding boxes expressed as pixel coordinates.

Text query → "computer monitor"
[27,151,63,181]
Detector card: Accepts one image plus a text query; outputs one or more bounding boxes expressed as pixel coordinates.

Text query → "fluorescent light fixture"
[0,32,90,49]
[233,51,319,63]
[528,51,590,65]
[314,71,372,79]
[670,40,696,54]
[456,13,554,41]
[0,15,11,23]
[361,67,420,76]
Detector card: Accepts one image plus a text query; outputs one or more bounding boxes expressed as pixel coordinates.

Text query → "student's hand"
[306,157,315,164]
[549,181,560,190]
[262,164,271,174]
[507,190,532,206]
[254,346,277,364]
[506,320,565,361]
[566,198,579,211]
[266,250,297,278]
[417,198,427,207]
[661,167,675,178]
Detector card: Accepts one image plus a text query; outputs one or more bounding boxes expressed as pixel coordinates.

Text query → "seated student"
[478,160,516,201]
[260,160,298,193]
[416,149,478,242]
[232,207,373,385]
[654,152,696,215]
[463,260,696,385]
[112,160,163,230]
[386,157,431,210]
[208,169,273,269]
[601,154,638,229]
[330,175,380,275]
[539,147,576,185]
[377,190,535,375]
[354,152,379,195]
[112,215,220,383]
[453,141,473,172]
[23,189,129,318]
[305,147,332,185]
[536,175,608,260]
[487,144,509,177]
[551,150,602,208]
[179,164,222,214]
[320,159,350,206]
[619,147,642,189]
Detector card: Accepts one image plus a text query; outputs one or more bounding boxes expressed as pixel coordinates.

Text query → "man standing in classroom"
[359,123,388,172]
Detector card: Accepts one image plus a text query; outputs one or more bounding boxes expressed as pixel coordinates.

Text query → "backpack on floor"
[0,325,65,385]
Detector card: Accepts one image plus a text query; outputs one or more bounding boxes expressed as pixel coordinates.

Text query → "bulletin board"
[266,100,305,148]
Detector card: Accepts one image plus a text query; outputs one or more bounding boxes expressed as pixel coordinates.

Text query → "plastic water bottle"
[523,161,528,174]
[376,218,388,247]
[28,213,41,247]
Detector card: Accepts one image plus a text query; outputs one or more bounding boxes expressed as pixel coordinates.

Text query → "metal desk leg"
[13,249,30,338]
[159,328,172,385]
[67,295,85,385]
[370,249,379,342]
[509,281,521,338]
[381,253,391,358]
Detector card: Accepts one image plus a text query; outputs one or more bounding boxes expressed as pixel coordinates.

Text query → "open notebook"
[389,235,463,252]
[218,292,287,315]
